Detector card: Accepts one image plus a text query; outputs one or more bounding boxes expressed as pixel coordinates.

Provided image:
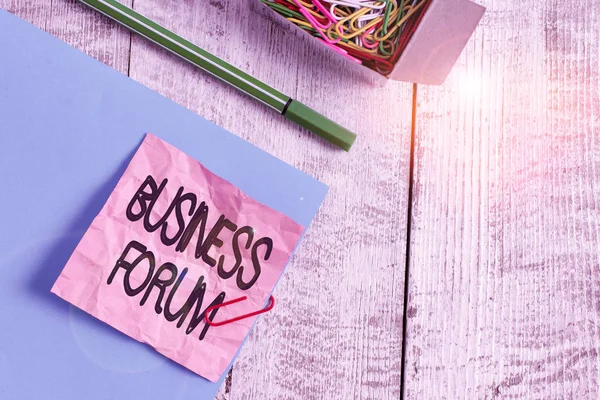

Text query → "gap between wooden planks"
[399,83,418,400]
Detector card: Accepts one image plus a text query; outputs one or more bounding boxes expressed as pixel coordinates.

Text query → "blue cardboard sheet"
[0,9,327,399]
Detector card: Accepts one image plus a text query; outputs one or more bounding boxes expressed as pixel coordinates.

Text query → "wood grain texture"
[126,1,412,399]
[1,0,132,74]
[1,0,50,26]
[405,0,600,398]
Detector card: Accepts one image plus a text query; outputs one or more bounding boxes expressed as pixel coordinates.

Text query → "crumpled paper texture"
[51,134,304,382]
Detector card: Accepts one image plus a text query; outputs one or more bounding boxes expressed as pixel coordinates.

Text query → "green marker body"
[78,0,356,151]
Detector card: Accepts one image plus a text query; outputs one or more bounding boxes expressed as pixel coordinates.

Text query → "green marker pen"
[77,0,357,151]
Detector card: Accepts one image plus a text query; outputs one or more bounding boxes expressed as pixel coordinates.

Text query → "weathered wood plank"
[127,1,413,399]
[0,0,49,25]
[405,0,600,398]
[1,0,132,74]
[45,0,132,74]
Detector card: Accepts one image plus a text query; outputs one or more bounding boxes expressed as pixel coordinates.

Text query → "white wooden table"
[3,0,598,398]
[406,2,600,398]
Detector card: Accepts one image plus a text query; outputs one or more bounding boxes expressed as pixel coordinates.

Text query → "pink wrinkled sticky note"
[51,134,304,382]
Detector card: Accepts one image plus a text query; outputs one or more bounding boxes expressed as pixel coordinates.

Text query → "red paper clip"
[204,296,275,327]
